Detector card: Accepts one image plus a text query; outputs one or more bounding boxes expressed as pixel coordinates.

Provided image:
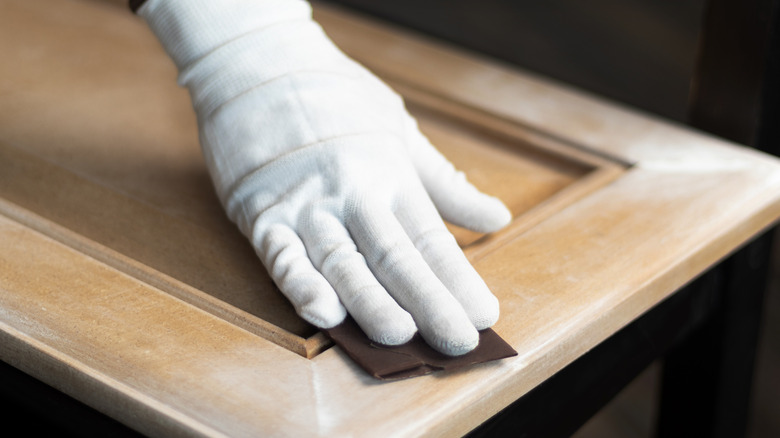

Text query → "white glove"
[138,0,511,356]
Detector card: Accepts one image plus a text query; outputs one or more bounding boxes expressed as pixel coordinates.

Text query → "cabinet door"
[1,1,779,437]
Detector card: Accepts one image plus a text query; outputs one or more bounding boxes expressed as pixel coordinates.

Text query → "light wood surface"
[2,0,780,436]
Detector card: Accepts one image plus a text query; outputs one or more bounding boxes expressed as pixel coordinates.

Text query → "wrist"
[137,0,314,71]
[138,0,357,120]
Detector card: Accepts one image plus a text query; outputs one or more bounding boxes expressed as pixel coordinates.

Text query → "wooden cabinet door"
[1,1,779,436]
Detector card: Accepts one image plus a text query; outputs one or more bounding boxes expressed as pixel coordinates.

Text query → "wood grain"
[0,0,624,356]
[1,0,780,436]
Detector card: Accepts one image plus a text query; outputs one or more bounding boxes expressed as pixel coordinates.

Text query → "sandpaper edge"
[322,317,517,380]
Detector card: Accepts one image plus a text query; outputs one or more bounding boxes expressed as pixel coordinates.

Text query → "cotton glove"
[138,0,512,356]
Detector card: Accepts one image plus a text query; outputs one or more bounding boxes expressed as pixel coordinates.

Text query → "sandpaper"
[322,317,517,380]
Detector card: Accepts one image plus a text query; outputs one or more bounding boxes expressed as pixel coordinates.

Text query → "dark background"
[322,0,706,122]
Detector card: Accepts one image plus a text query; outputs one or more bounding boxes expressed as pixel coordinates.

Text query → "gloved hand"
[138,0,511,356]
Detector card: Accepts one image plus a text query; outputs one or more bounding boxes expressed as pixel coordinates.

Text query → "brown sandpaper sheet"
[322,317,517,380]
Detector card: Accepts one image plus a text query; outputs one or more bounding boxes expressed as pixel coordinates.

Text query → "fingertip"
[362,310,417,346]
[428,182,512,234]
[489,197,513,230]
[299,295,348,329]
[424,324,480,356]
[470,196,512,234]
[470,293,499,330]
[414,307,481,356]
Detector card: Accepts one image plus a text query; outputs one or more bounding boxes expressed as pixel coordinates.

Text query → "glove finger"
[407,123,512,233]
[347,199,479,356]
[257,224,346,329]
[299,210,416,346]
[395,191,499,330]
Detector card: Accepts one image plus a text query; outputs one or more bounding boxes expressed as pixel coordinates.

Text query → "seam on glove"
[223,132,409,219]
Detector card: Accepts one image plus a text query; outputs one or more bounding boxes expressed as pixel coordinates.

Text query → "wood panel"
[0,0,625,357]
[1,0,780,436]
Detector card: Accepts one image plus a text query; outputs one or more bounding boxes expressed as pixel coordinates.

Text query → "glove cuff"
[138,0,358,120]
[137,0,314,71]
